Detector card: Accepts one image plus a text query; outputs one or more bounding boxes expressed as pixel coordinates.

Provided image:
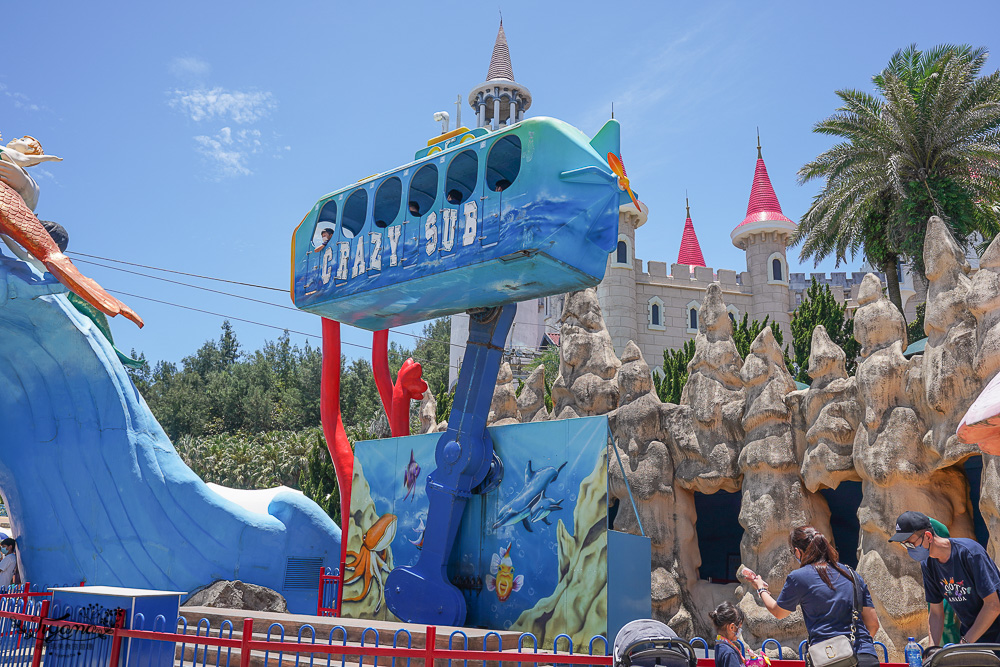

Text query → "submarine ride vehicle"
[290,117,638,329]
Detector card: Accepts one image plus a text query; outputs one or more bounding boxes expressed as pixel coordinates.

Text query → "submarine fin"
[589,118,621,163]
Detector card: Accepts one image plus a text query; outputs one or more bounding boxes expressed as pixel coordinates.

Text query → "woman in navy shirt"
[710,601,745,667]
[743,526,882,666]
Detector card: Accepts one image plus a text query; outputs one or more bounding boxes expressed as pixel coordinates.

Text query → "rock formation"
[516,365,550,422]
[737,327,831,650]
[498,221,1000,661]
[796,326,861,492]
[419,389,437,434]
[184,580,288,613]
[488,362,520,426]
[551,288,620,420]
[607,342,699,637]
[672,284,744,493]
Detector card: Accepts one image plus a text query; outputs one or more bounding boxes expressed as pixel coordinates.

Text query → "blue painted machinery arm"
[384,303,516,626]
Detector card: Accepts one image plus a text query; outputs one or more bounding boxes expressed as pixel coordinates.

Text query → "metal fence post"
[424,626,436,667]
[29,599,50,667]
[107,608,127,667]
[239,618,253,667]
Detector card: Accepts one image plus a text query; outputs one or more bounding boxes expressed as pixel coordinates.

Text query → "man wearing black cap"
[890,510,1000,645]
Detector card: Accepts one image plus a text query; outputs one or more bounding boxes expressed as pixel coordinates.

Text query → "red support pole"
[316,566,323,616]
[424,626,436,667]
[239,618,253,667]
[29,599,49,667]
[107,608,126,667]
[320,317,353,615]
[21,583,29,612]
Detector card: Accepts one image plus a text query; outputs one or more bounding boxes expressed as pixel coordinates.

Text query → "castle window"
[686,300,700,334]
[612,235,632,269]
[727,305,739,326]
[648,297,665,331]
[767,252,789,286]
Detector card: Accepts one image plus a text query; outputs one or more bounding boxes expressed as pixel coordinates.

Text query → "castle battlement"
[635,260,750,293]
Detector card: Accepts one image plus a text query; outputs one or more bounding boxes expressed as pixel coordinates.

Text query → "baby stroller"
[923,643,1000,666]
[613,619,697,667]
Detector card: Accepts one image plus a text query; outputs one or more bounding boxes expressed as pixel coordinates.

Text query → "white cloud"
[193,126,264,178]
[169,87,275,124]
[169,56,211,79]
[0,83,42,112]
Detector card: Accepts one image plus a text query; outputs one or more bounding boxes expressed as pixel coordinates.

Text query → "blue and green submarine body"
[290,117,628,329]
[291,116,629,626]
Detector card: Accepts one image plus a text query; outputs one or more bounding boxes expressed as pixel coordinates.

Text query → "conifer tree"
[788,279,860,383]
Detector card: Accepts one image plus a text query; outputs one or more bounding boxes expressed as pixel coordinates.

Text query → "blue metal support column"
[384,304,516,625]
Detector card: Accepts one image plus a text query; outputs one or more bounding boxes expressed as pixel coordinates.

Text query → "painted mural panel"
[344,416,609,643]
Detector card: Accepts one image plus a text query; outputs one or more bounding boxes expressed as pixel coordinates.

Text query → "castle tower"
[730,139,795,337]
[597,187,647,355]
[468,21,533,130]
[678,197,706,267]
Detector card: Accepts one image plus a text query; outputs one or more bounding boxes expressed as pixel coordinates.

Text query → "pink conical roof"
[486,20,515,82]
[736,146,794,228]
[678,200,706,267]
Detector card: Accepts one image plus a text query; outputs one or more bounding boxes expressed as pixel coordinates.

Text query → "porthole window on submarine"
[445,149,478,205]
[341,189,368,239]
[408,163,439,217]
[312,199,338,247]
[374,176,402,228]
[486,134,521,192]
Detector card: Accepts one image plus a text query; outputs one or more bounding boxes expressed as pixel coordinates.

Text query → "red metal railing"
[316,566,342,616]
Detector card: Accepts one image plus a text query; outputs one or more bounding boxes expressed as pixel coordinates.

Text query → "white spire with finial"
[468,18,532,130]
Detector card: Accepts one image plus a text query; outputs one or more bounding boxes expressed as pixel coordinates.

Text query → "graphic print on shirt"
[941,577,973,603]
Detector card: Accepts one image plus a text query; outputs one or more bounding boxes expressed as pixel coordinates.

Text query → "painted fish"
[403,449,420,501]
[485,543,523,602]
[492,461,567,533]
[0,183,143,327]
[408,517,425,550]
[529,495,563,525]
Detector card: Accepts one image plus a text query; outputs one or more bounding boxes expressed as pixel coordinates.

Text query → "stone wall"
[477,218,1000,659]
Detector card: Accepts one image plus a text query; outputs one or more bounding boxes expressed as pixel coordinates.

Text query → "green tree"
[411,318,451,396]
[795,44,1000,313]
[907,302,927,344]
[653,339,695,404]
[731,313,784,360]
[300,432,341,524]
[788,280,861,383]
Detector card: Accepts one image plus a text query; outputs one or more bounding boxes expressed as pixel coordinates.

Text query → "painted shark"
[491,460,566,533]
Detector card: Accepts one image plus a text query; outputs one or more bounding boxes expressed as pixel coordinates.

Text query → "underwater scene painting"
[343,416,610,643]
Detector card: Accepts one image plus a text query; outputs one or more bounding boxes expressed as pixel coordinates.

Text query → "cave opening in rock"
[819,482,862,568]
[965,455,989,547]
[694,490,743,583]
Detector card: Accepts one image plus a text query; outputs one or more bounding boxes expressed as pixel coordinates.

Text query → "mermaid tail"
[0,182,143,328]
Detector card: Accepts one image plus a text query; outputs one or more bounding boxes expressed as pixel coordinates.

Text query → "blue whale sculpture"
[0,248,341,612]
[491,460,566,532]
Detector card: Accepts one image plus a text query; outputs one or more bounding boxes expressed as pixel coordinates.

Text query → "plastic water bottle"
[905,637,922,667]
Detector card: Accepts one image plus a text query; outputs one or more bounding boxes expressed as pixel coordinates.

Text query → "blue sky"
[5,0,999,367]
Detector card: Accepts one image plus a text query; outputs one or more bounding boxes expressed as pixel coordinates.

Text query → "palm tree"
[795,44,1000,313]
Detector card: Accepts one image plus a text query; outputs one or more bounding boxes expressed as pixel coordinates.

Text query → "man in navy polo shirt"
[891,511,1000,645]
